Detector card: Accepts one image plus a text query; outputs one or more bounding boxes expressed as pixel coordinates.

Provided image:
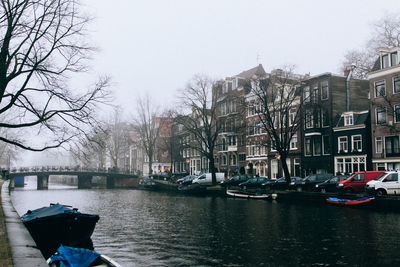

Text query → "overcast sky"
[82,0,399,113]
[18,0,400,166]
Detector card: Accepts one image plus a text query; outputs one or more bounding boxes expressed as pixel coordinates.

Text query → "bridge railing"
[3,166,141,176]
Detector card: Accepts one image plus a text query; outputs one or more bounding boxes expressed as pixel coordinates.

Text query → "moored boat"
[326,196,375,206]
[21,203,99,259]
[226,189,270,199]
[139,178,158,190]
[47,245,122,267]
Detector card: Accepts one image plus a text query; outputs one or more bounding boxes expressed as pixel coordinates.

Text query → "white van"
[366,171,400,196]
[192,173,225,186]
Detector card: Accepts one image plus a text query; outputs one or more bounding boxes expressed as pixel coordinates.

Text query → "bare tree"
[341,13,400,78]
[106,107,129,169]
[133,94,161,176]
[176,74,220,184]
[248,68,303,183]
[70,122,108,169]
[0,0,110,152]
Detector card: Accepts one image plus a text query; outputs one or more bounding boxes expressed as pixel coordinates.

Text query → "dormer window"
[391,52,398,66]
[344,114,353,126]
[382,54,389,69]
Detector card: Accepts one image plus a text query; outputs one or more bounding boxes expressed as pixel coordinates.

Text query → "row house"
[246,69,303,179]
[172,115,210,175]
[301,72,370,176]
[369,47,400,171]
[213,65,266,176]
[332,110,372,174]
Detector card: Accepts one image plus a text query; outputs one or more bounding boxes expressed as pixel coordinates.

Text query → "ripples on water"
[10,177,400,266]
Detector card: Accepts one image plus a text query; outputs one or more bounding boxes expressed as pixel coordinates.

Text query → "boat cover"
[21,203,78,222]
[49,245,100,267]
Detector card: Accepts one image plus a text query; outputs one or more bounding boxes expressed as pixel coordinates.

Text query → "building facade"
[369,47,400,171]
[301,72,370,175]
[333,110,372,174]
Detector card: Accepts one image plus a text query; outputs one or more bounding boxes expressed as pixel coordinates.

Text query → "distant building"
[369,47,400,170]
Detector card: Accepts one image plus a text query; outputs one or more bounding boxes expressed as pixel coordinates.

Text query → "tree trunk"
[209,155,217,185]
[280,154,291,184]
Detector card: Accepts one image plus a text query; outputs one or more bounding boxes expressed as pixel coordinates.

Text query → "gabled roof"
[236,64,267,79]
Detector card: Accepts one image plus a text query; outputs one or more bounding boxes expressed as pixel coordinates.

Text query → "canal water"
[10,177,400,266]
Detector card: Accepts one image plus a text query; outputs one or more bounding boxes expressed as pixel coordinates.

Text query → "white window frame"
[374,80,386,98]
[352,135,362,152]
[305,137,312,156]
[375,136,383,154]
[290,134,297,150]
[322,135,330,155]
[395,104,400,123]
[376,107,387,125]
[344,114,353,126]
[313,136,321,156]
[304,86,310,102]
[321,80,329,100]
[338,136,348,153]
[393,76,400,94]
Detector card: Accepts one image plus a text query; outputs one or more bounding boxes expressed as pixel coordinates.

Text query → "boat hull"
[226,189,270,199]
[326,197,374,206]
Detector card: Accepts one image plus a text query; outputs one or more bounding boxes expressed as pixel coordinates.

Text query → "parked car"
[366,171,400,196]
[315,175,350,193]
[337,171,386,193]
[220,174,253,187]
[192,173,225,186]
[262,177,302,190]
[239,177,269,190]
[177,175,198,185]
[171,172,189,183]
[290,173,333,191]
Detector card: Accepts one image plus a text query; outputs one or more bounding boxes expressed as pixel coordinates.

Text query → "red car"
[337,171,386,193]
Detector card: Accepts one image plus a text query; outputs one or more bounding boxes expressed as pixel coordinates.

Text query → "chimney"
[345,64,356,111]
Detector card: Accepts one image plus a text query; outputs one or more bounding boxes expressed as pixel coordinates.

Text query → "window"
[353,173,365,181]
[376,137,382,154]
[239,153,246,162]
[382,54,389,69]
[289,108,296,126]
[312,87,319,103]
[323,135,330,155]
[305,137,311,156]
[391,52,398,66]
[222,138,227,151]
[377,163,385,171]
[321,80,329,100]
[290,134,297,150]
[395,105,400,123]
[394,77,400,94]
[344,114,353,126]
[314,110,320,128]
[220,102,227,115]
[384,173,398,182]
[304,86,310,102]
[352,135,362,152]
[222,156,227,165]
[305,110,313,129]
[273,113,279,129]
[374,80,386,97]
[385,136,400,155]
[338,136,348,152]
[231,155,237,166]
[322,109,329,127]
[313,137,321,156]
[376,108,387,124]
[230,101,237,113]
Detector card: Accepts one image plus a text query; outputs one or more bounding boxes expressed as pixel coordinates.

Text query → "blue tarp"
[21,203,78,222]
[49,246,100,267]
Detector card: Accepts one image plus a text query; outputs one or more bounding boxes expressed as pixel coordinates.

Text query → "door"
[350,173,365,192]
[383,173,400,195]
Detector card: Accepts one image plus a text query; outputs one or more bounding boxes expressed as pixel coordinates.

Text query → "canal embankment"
[1,179,47,267]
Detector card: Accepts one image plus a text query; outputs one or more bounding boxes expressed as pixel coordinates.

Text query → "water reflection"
[10,177,400,266]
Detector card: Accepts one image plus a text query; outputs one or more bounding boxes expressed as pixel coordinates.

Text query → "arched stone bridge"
[8,170,139,189]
